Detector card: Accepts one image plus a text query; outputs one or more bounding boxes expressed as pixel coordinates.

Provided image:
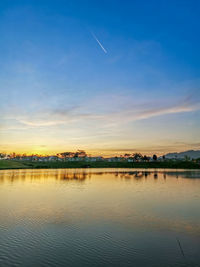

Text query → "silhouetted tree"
[58,152,74,158]
[153,154,157,161]
[143,155,148,162]
[124,153,131,158]
[184,155,190,161]
[133,153,143,162]
[74,150,87,158]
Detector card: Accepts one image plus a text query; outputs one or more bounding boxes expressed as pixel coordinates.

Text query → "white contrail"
[91,32,107,53]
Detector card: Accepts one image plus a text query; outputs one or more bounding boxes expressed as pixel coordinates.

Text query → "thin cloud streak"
[91,32,107,53]
[129,104,198,121]
[2,95,200,129]
[111,97,200,123]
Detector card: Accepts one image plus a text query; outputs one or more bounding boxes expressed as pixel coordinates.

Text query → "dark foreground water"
[0,169,199,267]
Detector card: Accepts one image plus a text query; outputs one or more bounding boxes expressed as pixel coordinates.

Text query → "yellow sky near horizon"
[1,141,199,157]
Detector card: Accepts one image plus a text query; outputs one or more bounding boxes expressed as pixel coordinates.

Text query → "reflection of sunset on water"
[0,168,200,266]
[1,168,200,182]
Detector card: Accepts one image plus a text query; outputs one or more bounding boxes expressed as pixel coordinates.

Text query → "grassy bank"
[0,160,200,170]
[0,160,28,169]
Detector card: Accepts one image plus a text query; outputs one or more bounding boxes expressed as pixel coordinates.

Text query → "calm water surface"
[0,168,200,267]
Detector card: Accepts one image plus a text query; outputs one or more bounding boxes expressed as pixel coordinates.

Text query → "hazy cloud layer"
[1,93,199,130]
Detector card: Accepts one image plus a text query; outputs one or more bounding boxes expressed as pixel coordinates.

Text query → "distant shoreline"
[0,160,199,170]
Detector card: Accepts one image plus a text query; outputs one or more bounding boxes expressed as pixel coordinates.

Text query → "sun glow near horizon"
[0,1,199,155]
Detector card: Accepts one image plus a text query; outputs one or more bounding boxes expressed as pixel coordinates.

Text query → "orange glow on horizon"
[1,147,195,157]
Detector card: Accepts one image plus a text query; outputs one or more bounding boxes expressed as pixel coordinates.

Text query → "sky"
[0,0,200,156]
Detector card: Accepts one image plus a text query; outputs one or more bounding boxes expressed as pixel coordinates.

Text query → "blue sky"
[0,0,200,155]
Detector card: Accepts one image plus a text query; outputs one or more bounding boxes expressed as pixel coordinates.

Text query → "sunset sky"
[0,0,200,156]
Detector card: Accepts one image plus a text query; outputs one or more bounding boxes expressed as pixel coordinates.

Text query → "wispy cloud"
[91,32,107,54]
[129,103,198,121]
[109,95,200,123]
[1,94,200,130]
[14,107,103,128]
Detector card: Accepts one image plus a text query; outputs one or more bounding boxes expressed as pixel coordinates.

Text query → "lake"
[0,168,199,267]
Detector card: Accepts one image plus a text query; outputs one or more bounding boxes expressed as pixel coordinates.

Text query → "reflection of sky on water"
[0,169,199,266]
[0,168,200,183]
